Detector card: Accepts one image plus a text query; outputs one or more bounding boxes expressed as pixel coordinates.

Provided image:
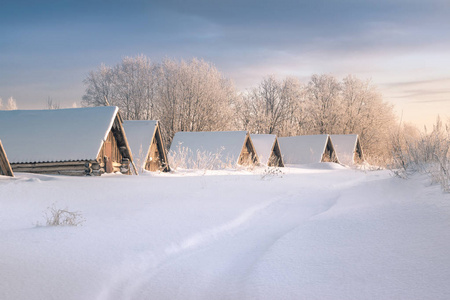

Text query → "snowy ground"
[1,164,450,300]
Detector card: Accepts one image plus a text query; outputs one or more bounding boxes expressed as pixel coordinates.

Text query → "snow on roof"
[0,106,119,163]
[330,134,359,165]
[250,134,277,165]
[169,131,249,168]
[122,120,158,169]
[278,134,330,164]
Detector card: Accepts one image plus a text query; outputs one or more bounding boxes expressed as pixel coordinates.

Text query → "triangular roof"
[122,120,169,172]
[278,134,338,164]
[0,140,14,177]
[330,134,364,165]
[0,106,126,163]
[169,131,258,168]
[250,134,284,167]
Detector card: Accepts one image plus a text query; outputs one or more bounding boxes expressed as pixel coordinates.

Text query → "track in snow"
[97,188,340,300]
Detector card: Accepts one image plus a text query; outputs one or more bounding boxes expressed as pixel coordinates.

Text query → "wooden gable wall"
[145,137,162,171]
[354,138,364,163]
[322,137,339,163]
[97,130,123,173]
[96,115,133,175]
[239,135,259,165]
[144,123,170,172]
[0,140,14,177]
[268,139,284,167]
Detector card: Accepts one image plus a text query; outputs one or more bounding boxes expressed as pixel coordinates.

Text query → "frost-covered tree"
[111,55,156,120]
[82,56,236,145]
[303,74,342,134]
[5,97,18,110]
[277,77,306,136]
[82,63,115,107]
[83,56,397,162]
[339,75,396,160]
[237,76,303,135]
[155,58,235,142]
[241,73,397,162]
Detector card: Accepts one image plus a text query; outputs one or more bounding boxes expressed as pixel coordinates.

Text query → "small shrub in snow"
[260,166,283,180]
[37,204,85,227]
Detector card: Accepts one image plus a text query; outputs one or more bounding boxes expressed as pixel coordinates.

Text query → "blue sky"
[1,0,449,127]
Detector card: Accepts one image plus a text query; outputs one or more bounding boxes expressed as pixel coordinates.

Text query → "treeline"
[82,55,396,163]
[236,75,396,161]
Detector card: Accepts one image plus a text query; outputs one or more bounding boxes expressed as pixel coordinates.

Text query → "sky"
[1,0,449,129]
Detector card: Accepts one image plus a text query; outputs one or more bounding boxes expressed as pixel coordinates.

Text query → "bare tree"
[47,97,60,110]
[82,64,115,107]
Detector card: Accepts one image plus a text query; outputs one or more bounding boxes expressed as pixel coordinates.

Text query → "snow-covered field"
[1,164,450,300]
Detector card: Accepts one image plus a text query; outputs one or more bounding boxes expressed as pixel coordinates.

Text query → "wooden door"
[146,141,160,171]
[104,141,113,173]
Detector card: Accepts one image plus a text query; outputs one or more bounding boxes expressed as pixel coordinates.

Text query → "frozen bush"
[168,146,235,171]
[37,204,85,227]
[391,117,449,192]
[260,166,284,180]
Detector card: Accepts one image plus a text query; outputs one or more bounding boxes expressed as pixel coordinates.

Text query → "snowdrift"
[1,167,450,300]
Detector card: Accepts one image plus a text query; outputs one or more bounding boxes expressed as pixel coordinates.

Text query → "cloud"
[1,0,450,126]
[381,78,450,99]
[383,78,450,89]
[412,99,450,104]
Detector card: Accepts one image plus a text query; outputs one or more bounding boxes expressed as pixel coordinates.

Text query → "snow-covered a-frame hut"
[0,140,14,177]
[123,120,169,172]
[330,134,364,165]
[278,134,339,164]
[0,107,135,176]
[169,131,259,169]
[250,134,284,167]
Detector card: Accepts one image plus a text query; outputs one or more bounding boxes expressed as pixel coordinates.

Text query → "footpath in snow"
[1,164,450,300]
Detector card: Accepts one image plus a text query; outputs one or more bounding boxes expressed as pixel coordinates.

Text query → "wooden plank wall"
[322,138,338,163]
[143,125,169,172]
[11,161,94,176]
[355,139,364,163]
[97,130,123,173]
[239,137,258,165]
[268,140,284,167]
[154,125,170,172]
[145,138,161,171]
[0,140,14,177]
